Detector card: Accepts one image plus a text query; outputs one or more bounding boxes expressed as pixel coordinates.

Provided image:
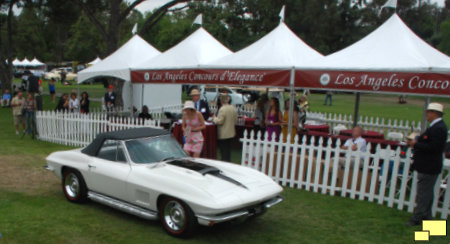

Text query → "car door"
[88,140,131,201]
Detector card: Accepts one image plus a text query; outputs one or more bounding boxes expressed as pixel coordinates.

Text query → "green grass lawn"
[1,94,449,243]
[305,92,450,123]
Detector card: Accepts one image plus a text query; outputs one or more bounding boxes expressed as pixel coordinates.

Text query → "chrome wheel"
[163,200,186,232]
[64,173,80,198]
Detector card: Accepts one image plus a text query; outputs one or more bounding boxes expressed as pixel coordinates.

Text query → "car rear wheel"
[160,197,197,237]
[62,169,87,203]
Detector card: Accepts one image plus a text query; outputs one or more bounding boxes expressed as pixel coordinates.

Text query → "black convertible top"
[81,127,170,156]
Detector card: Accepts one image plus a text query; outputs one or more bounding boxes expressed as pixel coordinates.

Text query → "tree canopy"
[0,0,448,92]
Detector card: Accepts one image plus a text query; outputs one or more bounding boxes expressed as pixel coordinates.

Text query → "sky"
[132,0,446,13]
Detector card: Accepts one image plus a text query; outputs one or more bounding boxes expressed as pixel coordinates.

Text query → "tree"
[42,0,81,62]
[13,6,48,60]
[71,0,145,55]
[438,19,450,54]
[65,13,106,62]
[0,0,19,93]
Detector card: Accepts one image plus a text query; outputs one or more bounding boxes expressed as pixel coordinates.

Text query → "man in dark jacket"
[405,103,447,226]
[104,85,116,111]
[190,88,210,120]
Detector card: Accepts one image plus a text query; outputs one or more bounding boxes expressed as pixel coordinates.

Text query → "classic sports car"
[45,128,283,237]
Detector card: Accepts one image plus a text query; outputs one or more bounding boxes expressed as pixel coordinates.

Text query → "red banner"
[131,69,291,87]
[295,70,450,96]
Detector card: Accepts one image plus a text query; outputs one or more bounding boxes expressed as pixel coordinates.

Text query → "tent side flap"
[131,69,291,87]
[295,70,450,97]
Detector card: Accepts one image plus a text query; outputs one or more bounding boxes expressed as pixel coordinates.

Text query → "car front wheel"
[62,169,87,203]
[160,197,197,237]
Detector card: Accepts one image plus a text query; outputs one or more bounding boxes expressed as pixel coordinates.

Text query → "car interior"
[96,140,127,163]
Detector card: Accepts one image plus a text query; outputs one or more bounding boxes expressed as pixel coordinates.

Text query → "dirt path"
[0,155,59,195]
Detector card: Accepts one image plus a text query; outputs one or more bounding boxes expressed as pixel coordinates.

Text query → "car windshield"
[125,135,187,164]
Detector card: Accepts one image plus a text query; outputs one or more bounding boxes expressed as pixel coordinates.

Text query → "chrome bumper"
[196,195,283,226]
[43,164,54,172]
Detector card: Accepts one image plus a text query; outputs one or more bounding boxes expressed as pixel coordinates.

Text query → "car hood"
[139,158,282,209]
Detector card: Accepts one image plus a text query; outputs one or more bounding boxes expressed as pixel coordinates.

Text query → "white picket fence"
[147,104,184,120]
[306,111,426,136]
[240,130,450,219]
[36,111,161,147]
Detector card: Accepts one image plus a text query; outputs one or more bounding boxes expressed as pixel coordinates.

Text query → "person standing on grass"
[190,88,210,121]
[48,78,56,103]
[213,94,238,162]
[265,97,282,141]
[69,92,79,113]
[80,92,90,114]
[24,93,36,136]
[55,93,69,112]
[299,95,309,128]
[324,90,333,106]
[104,85,116,111]
[182,101,205,158]
[405,103,447,226]
[281,99,300,143]
[1,89,11,107]
[138,105,153,120]
[11,91,26,135]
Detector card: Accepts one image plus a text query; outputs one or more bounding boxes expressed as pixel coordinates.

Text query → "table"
[305,124,330,133]
[339,129,385,140]
[172,123,217,159]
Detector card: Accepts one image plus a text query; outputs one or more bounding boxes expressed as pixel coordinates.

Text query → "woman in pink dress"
[265,97,283,141]
[182,101,206,157]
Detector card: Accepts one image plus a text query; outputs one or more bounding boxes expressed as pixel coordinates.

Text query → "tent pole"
[129,82,133,113]
[141,84,145,110]
[288,68,295,137]
[421,96,430,132]
[353,92,361,127]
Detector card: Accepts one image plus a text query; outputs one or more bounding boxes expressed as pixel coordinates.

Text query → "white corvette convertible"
[45,128,283,237]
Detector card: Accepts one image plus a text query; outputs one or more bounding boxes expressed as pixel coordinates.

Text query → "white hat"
[183,101,196,110]
[426,103,444,113]
[406,132,418,140]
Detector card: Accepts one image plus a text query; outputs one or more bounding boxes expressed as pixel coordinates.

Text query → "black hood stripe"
[167,160,248,189]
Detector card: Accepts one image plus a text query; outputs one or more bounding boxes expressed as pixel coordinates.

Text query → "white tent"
[132,27,232,110]
[134,27,233,69]
[88,57,102,66]
[78,35,160,83]
[78,35,184,111]
[12,58,21,66]
[21,58,32,66]
[209,22,324,68]
[30,57,45,67]
[306,14,450,72]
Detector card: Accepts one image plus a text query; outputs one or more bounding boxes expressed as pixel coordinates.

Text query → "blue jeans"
[25,111,35,134]
[324,94,332,106]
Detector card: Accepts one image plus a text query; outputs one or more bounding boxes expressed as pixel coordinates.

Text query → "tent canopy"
[133,27,232,70]
[12,58,21,66]
[20,58,31,66]
[209,22,324,69]
[88,57,102,65]
[306,14,450,72]
[78,35,160,83]
[30,57,45,66]
[131,24,324,87]
[296,14,450,96]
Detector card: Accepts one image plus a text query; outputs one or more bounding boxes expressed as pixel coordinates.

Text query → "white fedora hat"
[406,132,418,141]
[183,101,196,110]
[426,103,444,113]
